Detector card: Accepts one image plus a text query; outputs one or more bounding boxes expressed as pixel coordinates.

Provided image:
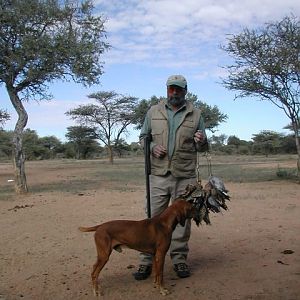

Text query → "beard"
[168,95,185,107]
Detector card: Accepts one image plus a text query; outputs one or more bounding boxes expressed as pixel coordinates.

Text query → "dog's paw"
[93,287,104,297]
[159,287,170,296]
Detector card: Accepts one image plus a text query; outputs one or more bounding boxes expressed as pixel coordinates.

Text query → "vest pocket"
[152,128,164,147]
[172,152,197,177]
[179,135,195,151]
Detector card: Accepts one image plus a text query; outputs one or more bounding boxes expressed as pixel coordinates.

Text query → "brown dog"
[79,199,197,296]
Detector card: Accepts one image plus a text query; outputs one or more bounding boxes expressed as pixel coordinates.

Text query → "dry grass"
[0,155,298,201]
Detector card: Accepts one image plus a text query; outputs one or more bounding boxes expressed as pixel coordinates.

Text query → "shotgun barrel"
[144,134,151,218]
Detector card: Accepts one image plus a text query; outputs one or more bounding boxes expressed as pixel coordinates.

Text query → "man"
[134,75,208,280]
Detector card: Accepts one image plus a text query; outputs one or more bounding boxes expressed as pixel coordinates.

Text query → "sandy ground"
[0,160,300,300]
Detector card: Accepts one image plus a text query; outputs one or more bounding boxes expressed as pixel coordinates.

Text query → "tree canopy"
[66,125,99,159]
[0,0,109,98]
[0,109,10,127]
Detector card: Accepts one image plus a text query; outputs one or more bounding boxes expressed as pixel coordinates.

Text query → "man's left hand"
[194,130,205,143]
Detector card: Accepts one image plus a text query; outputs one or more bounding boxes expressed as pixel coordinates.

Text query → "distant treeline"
[0,128,297,161]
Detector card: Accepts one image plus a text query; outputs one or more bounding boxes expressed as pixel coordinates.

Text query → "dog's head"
[175,199,199,227]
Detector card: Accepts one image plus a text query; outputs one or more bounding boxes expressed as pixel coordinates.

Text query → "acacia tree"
[65,125,99,159]
[222,15,300,175]
[66,91,138,163]
[0,0,109,193]
[210,134,228,146]
[186,93,228,133]
[227,135,242,150]
[252,130,283,156]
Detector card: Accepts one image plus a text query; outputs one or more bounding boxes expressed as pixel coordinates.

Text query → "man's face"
[167,85,186,107]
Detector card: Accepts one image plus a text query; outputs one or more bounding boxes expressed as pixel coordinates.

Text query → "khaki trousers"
[140,173,197,266]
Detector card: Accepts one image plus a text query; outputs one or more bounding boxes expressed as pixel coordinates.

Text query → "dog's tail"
[78,225,100,232]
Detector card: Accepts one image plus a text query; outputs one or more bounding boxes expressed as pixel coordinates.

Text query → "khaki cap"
[166,75,187,89]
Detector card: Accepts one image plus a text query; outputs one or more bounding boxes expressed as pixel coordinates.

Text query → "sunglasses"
[167,85,185,93]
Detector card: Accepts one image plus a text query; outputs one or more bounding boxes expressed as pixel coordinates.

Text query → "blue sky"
[1,0,300,144]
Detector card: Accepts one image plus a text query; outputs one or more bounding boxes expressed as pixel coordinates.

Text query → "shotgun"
[144,134,151,218]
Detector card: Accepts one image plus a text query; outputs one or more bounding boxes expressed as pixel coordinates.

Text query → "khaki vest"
[149,101,201,178]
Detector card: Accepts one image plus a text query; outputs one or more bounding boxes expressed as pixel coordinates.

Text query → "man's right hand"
[152,145,167,158]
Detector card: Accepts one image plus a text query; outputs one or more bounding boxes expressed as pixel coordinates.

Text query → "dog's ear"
[187,199,194,204]
[177,213,186,226]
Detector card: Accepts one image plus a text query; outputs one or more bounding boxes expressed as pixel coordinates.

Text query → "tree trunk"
[295,134,300,177]
[108,145,114,164]
[292,121,300,177]
[7,86,29,193]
